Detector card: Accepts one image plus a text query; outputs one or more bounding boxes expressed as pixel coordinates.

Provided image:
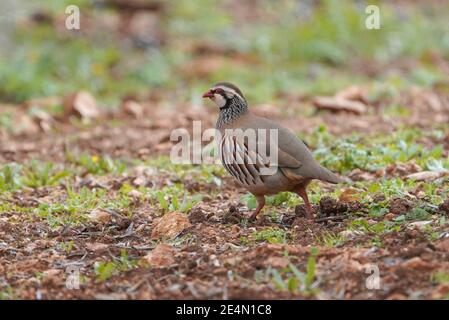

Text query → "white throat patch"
[212,93,226,108]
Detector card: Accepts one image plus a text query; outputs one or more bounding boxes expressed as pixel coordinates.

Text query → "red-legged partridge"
[203,82,343,220]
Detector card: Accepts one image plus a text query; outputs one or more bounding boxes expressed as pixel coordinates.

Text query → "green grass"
[430,271,449,285]
[1,1,448,104]
[94,250,137,282]
[252,227,287,244]
[258,248,319,295]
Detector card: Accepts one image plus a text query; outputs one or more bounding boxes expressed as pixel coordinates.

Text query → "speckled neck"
[216,97,248,129]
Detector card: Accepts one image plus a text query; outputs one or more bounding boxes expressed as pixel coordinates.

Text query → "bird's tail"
[316,166,343,184]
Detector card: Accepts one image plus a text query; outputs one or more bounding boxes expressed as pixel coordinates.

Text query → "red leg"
[249,195,265,220]
[296,186,313,219]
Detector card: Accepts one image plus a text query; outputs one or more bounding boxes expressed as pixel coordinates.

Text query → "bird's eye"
[214,88,225,95]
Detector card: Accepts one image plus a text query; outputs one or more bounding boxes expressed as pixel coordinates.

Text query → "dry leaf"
[86,242,109,252]
[151,211,191,239]
[339,188,361,202]
[401,257,430,270]
[335,85,368,102]
[313,96,367,114]
[405,171,448,181]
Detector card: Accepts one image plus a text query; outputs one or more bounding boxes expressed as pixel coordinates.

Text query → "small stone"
[151,212,192,239]
[64,91,99,119]
[87,208,111,223]
[122,100,144,118]
[128,189,143,198]
[384,212,395,221]
[143,243,175,267]
[409,220,432,229]
[132,176,147,187]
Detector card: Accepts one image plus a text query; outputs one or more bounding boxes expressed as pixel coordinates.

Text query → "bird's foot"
[248,210,260,221]
[295,204,315,220]
[305,208,314,220]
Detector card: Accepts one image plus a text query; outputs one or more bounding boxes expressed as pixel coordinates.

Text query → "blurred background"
[2,1,449,300]
[1,0,448,108]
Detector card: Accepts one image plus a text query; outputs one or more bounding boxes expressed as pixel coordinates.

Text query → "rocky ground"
[1,83,449,300]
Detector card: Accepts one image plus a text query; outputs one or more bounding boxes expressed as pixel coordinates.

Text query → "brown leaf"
[86,242,109,252]
[348,168,375,181]
[405,171,448,181]
[151,212,191,239]
[339,188,361,202]
[143,243,175,267]
[401,257,430,270]
[313,96,367,114]
[64,91,100,119]
[335,85,368,103]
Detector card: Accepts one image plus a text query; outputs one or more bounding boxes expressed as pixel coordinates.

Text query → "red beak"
[202,90,214,99]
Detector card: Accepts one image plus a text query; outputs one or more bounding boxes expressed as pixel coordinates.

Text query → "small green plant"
[0,286,14,300]
[405,207,431,221]
[430,271,449,284]
[59,240,75,254]
[252,227,287,244]
[21,162,71,188]
[94,250,137,282]
[268,248,319,295]
[317,232,346,248]
[94,261,117,282]
[152,185,202,213]
[0,164,22,192]
[71,154,126,175]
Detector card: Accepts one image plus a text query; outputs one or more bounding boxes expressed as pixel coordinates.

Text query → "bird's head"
[202,82,247,110]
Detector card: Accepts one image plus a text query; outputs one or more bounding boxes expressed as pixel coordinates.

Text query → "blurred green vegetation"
[0,0,448,105]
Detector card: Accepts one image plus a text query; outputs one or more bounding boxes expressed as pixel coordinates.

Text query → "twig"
[314,215,346,223]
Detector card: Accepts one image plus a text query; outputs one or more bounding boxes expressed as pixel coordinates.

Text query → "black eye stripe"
[213,88,225,95]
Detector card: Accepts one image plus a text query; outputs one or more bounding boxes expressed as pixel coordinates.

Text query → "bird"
[202,82,343,220]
